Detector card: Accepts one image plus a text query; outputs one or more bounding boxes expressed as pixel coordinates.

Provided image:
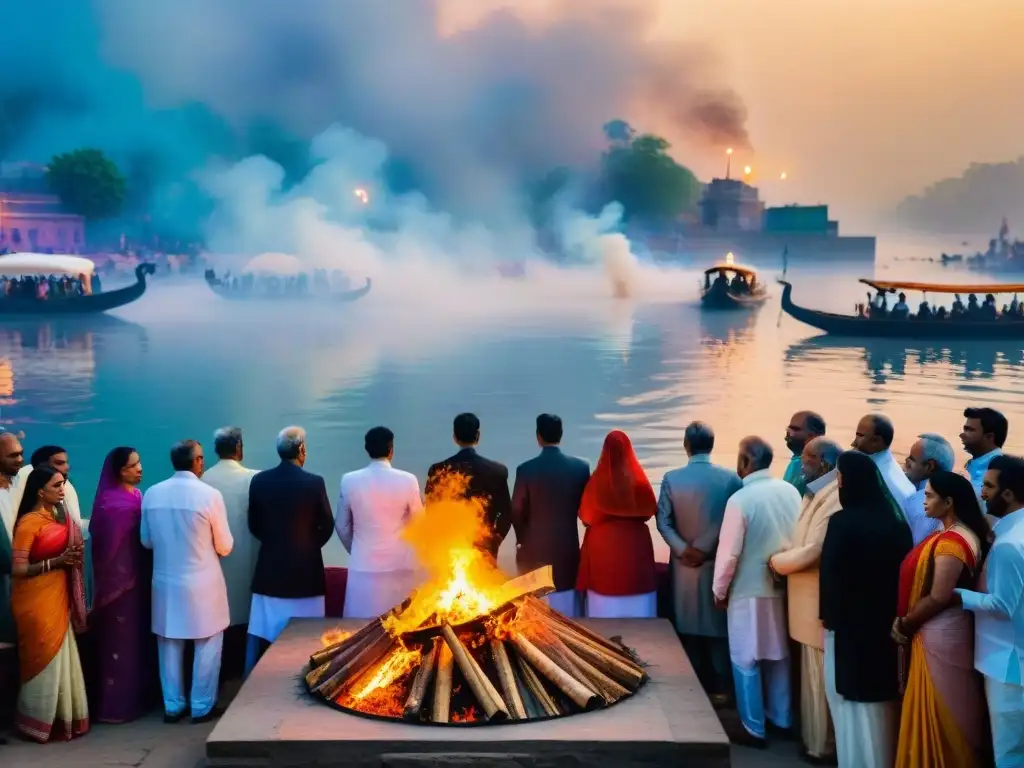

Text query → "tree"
[45,148,127,221]
[599,130,701,223]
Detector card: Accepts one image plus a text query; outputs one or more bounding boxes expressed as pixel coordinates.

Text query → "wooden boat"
[205,271,372,303]
[778,279,1024,339]
[0,254,155,317]
[700,261,768,310]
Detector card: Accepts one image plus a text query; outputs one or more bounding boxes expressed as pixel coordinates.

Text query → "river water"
[3,234,1021,568]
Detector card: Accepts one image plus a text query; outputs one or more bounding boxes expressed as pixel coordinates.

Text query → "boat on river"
[204,252,372,303]
[0,253,155,317]
[700,258,768,310]
[778,278,1024,339]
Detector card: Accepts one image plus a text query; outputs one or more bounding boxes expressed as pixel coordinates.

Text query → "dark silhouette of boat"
[0,262,156,317]
[778,279,1024,339]
[701,261,768,310]
[204,271,372,303]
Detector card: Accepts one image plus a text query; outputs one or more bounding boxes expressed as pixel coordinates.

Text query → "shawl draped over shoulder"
[87,453,144,611]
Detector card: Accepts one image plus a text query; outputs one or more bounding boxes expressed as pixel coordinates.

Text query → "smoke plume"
[2,0,748,224]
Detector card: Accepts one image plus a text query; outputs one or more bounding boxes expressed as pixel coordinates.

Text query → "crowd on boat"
[0,273,101,300]
[1,407,1022,767]
[706,270,758,295]
[860,289,1024,322]
[205,268,355,297]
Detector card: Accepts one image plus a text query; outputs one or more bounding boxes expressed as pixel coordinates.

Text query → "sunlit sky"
[443,0,1024,223]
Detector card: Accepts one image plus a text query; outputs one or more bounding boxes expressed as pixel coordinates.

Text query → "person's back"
[340,461,420,572]
[512,444,590,588]
[729,474,800,601]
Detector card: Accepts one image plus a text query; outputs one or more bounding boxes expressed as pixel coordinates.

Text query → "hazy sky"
[444,0,1024,224]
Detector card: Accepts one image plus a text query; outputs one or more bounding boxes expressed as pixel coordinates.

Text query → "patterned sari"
[11,508,89,742]
[895,523,988,768]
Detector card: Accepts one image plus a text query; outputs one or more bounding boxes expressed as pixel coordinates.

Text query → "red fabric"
[576,431,657,596]
[29,520,68,561]
[324,567,349,618]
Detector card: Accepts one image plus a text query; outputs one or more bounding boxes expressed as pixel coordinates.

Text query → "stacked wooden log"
[304,594,648,724]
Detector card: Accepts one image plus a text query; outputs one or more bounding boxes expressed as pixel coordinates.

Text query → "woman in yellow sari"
[892,470,991,767]
[10,465,89,743]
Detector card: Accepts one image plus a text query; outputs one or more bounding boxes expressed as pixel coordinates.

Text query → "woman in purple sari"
[88,447,151,723]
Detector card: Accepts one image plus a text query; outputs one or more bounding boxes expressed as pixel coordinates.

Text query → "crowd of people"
[204,268,359,298]
[862,288,1024,322]
[0,273,100,301]
[0,407,1021,767]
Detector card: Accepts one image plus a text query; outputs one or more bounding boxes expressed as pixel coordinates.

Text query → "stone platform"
[206,617,730,767]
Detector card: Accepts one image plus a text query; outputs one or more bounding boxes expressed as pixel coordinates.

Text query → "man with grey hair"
[713,436,800,747]
[202,426,259,680]
[246,427,333,675]
[770,437,843,762]
[901,433,950,545]
[142,439,233,723]
[656,421,742,706]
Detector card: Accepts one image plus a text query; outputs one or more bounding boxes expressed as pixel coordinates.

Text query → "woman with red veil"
[576,430,658,617]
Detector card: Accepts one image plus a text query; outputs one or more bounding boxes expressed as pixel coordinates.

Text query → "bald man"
[783,412,826,497]
[0,432,28,647]
[851,414,915,504]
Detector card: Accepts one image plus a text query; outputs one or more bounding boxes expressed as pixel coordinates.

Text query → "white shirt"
[957,509,1024,685]
[141,471,234,639]
[870,449,916,504]
[0,465,30,542]
[202,459,259,626]
[900,482,943,546]
[713,470,799,665]
[336,460,423,573]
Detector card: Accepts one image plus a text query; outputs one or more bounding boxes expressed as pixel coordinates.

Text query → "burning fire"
[382,471,508,636]
[320,628,353,647]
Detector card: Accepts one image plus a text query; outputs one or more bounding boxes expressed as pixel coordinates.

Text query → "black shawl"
[819,450,913,702]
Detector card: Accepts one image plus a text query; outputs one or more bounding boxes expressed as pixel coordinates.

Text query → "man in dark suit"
[244,426,334,676]
[510,414,590,615]
[426,413,512,558]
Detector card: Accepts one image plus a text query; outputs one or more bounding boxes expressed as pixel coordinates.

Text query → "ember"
[303,472,648,725]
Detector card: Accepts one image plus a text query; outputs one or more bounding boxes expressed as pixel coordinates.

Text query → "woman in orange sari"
[892,470,991,767]
[577,430,658,618]
[10,465,89,743]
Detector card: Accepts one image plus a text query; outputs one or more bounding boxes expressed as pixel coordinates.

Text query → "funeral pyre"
[303,473,648,725]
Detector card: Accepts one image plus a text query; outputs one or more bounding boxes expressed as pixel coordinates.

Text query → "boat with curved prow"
[0,253,156,317]
[701,259,768,310]
[204,272,372,303]
[778,279,1024,339]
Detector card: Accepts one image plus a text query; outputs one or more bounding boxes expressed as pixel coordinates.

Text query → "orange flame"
[320,628,353,647]
[382,471,508,636]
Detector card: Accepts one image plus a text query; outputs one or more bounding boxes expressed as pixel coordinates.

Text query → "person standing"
[29,446,83,527]
[819,451,912,768]
[713,436,800,747]
[201,427,258,680]
[851,413,916,503]
[769,436,843,763]
[577,430,658,618]
[960,406,1008,496]
[141,440,233,724]
[656,421,741,705]
[0,433,28,649]
[956,454,1024,766]
[893,471,990,768]
[426,413,511,559]
[246,427,333,673]
[783,412,826,497]
[901,433,951,545]
[510,414,590,617]
[88,446,152,724]
[10,466,88,742]
[337,427,423,618]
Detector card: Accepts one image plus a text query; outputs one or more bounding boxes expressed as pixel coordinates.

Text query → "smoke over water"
[3,1,745,302]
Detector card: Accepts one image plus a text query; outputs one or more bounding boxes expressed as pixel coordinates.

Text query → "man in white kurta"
[337,427,423,618]
[956,455,1024,766]
[201,427,259,678]
[851,414,915,503]
[0,433,27,650]
[141,440,233,723]
[713,436,800,746]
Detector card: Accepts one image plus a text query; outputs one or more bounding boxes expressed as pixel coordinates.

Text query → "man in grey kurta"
[656,421,743,704]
